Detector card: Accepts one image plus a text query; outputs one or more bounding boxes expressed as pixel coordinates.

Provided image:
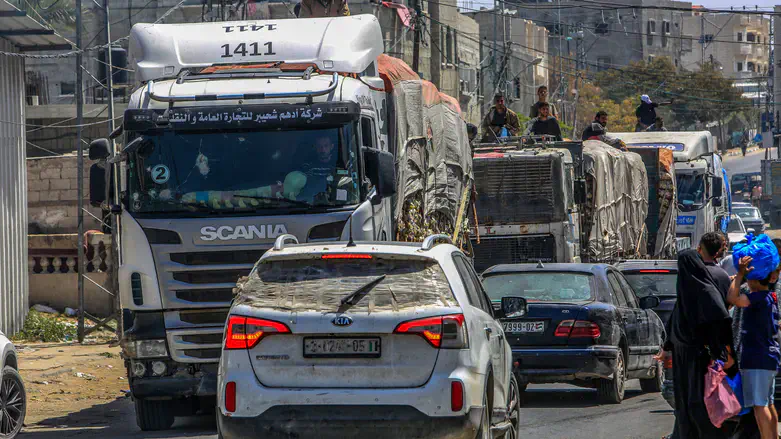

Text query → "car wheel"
[0,366,26,439]
[597,348,625,404]
[503,374,521,439]
[135,398,175,431]
[640,358,664,393]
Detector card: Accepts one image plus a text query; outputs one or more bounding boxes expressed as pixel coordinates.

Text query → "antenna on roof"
[536,260,544,268]
[347,216,356,247]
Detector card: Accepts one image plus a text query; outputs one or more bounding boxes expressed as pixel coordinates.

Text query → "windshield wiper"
[232,195,311,207]
[339,275,387,307]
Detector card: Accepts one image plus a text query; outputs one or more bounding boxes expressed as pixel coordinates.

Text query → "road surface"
[21,381,674,439]
[723,147,774,176]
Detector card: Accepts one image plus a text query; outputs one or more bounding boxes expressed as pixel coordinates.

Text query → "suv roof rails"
[421,234,453,251]
[273,234,299,251]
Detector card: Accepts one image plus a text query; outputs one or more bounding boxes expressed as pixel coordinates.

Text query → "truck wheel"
[597,349,625,404]
[135,398,175,431]
[640,359,664,393]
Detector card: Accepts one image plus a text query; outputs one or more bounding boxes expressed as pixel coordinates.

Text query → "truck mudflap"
[130,364,218,399]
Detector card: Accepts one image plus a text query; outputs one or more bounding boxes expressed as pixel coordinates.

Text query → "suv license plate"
[503,321,545,333]
[303,337,381,358]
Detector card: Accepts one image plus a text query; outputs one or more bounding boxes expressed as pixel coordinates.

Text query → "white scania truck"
[87,15,473,430]
[613,131,727,247]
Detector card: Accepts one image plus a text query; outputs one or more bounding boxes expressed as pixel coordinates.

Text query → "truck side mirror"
[362,147,397,200]
[89,138,111,161]
[574,179,587,205]
[89,164,107,207]
[712,176,723,200]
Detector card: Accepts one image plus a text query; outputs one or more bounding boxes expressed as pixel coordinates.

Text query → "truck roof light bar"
[421,234,453,251]
[147,72,339,103]
[273,234,299,251]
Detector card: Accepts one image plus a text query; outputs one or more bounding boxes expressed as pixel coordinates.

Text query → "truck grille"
[166,327,225,363]
[172,270,249,284]
[175,289,235,303]
[471,235,556,272]
[170,250,265,266]
[474,157,562,225]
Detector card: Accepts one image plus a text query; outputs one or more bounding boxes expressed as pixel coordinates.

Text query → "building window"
[747,61,755,72]
[737,62,743,72]
[596,56,612,71]
[747,32,756,42]
[60,82,75,96]
[647,20,656,46]
[446,27,454,65]
[737,32,743,42]
[662,20,670,47]
[513,78,521,99]
[595,23,609,34]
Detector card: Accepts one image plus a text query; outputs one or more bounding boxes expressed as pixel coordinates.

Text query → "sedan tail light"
[554,320,600,339]
[224,315,291,350]
[394,314,468,349]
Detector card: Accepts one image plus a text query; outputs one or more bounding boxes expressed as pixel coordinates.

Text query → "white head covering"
[641,94,652,104]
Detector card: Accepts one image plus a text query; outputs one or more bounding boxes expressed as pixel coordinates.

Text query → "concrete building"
[0,0,70,332]
[465,9,549,121]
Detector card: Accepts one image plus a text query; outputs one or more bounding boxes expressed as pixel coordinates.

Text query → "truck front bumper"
[130,364,218,399]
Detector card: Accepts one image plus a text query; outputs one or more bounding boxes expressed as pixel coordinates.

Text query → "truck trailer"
[87,15,473,430]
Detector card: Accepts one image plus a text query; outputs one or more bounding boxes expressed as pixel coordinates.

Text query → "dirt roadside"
[16,342,128,427]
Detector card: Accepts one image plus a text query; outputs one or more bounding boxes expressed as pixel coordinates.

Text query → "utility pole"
[700,13,705,66]
[493,0,497,92]
[411,0,421,73]
[75,0,84,343]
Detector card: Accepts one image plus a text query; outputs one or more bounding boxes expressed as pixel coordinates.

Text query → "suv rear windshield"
[482,273,593,303]
[622,271,677,298]
[234,257,458,311]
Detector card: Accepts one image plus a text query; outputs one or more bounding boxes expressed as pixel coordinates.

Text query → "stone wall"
[27,154,103,234]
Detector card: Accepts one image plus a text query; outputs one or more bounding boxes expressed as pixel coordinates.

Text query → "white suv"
[217,234,522,439]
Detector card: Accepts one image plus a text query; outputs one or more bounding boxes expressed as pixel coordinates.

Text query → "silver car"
[216,235,521,439]
[0,332,25,437]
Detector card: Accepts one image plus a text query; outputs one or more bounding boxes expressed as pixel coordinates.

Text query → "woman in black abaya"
[670,249,735,439]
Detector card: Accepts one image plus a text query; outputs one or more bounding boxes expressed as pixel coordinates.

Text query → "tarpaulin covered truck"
[470,139,649,272]
[627,148,678,258]
[87,15,472,430]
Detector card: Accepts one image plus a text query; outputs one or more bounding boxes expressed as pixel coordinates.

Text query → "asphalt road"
[20,381,674,439]
[722,147,774,176]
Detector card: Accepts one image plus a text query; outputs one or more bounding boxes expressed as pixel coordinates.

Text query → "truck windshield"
[126,125,361,213]
[677,173,705,211]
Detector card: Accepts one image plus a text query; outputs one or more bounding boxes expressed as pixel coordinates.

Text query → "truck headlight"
[124,340,168,359]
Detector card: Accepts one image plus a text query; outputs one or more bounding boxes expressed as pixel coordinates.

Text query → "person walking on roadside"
[481,93,520,142]
[635,94,673,132]
[529,85,558,119]
[727,238,781,439]
[752,184,763,208]
[524,102,563,141]
[669,246,735,439]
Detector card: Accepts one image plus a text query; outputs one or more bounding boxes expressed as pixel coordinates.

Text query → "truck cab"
[613,131,727,248]
[88,16,399,430]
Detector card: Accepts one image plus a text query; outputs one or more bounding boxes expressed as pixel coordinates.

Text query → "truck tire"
[640,359,664,393]
[135,398,175,431]
[597,349,625,404]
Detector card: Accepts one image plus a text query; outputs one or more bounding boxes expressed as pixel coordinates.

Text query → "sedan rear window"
[234,257,457,311]
[482,273,593,302]
[622,272,677,298]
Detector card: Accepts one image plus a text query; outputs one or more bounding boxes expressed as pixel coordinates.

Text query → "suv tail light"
[554,320,600,338]
[451,381,464,411]
[224,316,290,350]
[394,314,468,349]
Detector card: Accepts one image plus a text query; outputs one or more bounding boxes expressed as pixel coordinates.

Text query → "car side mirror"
[89,138,111,161]
[89,164,107,207]
[747,228,756,235]
[501,296,528,319]
[639,295,660,310]
[362,147,397,200]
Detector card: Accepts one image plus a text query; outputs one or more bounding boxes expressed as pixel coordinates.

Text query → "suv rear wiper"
[233,195,311,207]
[340,275,387,307]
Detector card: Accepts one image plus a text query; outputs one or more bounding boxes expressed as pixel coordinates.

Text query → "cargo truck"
[470,139,649,272]
[86,15,473,430]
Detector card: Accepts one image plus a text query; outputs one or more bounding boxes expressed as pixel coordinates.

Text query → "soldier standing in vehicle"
[298,0,350,18]
[481,93,520,142]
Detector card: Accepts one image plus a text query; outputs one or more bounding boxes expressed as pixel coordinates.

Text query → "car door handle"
[485,327,493,338]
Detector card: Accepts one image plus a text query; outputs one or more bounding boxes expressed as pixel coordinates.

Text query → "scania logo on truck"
[200,225,288,241]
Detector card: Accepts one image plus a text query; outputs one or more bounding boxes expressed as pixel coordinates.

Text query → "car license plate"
[303,337,381,358]
[502,321,545,333]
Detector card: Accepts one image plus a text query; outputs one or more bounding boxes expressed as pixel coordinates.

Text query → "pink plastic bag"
[704,361,742,428]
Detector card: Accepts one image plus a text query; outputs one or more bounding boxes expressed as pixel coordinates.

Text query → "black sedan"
[481,263,665,404]
[615,260,677,325]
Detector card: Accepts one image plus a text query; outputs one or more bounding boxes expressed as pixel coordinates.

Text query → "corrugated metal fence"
[0,38,30,335]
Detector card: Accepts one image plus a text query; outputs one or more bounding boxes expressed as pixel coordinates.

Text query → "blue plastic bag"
[499,127,510,138]
[723,369,750,416]
[732,234,781,280]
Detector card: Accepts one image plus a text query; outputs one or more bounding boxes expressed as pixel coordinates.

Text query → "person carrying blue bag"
[728,234,781,439]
